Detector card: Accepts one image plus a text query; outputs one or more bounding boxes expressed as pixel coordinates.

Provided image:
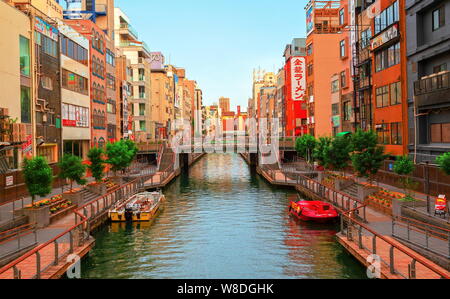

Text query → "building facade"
[407,0,450,163]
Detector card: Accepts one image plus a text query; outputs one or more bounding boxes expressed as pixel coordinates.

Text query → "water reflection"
[82,154,365,279]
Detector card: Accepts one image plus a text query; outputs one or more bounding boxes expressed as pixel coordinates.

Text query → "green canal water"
[81,153,366,279]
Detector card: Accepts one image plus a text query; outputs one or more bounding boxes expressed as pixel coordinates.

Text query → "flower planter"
[50,204,76,224]
[63,190,84,207]
[392,197,427,217]
[109,176,123,187]
[14,205,50,228]
[87,182,107,196]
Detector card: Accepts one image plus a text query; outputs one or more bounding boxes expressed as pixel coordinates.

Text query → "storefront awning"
[337,132,352,137]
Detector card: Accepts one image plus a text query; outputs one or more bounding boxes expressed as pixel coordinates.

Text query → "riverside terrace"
[241,152,450,279]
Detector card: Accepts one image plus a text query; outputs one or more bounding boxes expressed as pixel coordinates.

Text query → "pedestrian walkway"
[255,163,450,279]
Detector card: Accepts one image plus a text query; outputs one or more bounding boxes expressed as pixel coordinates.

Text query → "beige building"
[150,58,172,139]
[0,1,33,169]
[58,20,91,160]
[114,7,153,142]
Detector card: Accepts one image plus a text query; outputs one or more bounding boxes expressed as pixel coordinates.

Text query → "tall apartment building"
[115,51,133,140]
[58,20,91,160]
[305,0,346,138]
[114,7,152,143]
[219,97,231,113]
[65,19,108,148]
[150,52,171,139]
[407,0,450,163]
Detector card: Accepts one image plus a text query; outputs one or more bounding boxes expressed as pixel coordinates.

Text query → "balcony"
[119,23,139,41]
[414,71,450,109]
[119,41,151,57]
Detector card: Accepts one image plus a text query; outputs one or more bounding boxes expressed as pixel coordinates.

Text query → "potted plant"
[59,154,87,206]
[17,157,53,228]
[86,147,107,195]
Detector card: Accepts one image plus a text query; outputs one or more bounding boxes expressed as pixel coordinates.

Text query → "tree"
[106,140,136,175]
[123,139,138,168]
[87,147,105,183]
[350,130,386,183]
[326,135,352,173]
[393,155,415,198]
[437,152,450,176]
[58,154,87,192]
[313,137,332,167]
[295,134,316,164]
[23,156,53,205]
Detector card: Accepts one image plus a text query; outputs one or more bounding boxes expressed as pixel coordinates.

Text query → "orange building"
[65,19,108,148]
[305,1,344,137]
[370,0,408,156]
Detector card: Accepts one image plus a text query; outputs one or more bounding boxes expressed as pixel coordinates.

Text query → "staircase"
[159,145,174,172]
[79,188,101,205]
[343,182,359,198]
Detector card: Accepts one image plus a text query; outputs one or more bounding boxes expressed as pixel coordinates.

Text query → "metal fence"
[392,216,450,259]
[341,213,450,279]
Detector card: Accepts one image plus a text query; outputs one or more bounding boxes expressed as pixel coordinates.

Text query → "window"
[375,42,400,72]
[391,122,402,145]
[20,86,31,123]
[35,32,57,58]
[432,6,445,31]
[433,63,447,74]
[340,70,347,88]
[343,101,351,121]
[64,140,83,158]
[340,39,346,58]
[331,79,340,93]
[390,82,401,105]
[60,35,88,65]
[374,1,399,34]
[431,123,450,143]
[332,103,339,116]
[376,85,389,108]
[307,63,313,76]
[19,36,30,76]
[62,103,89,128]
[306,43,313,56]
[37,145,57,164]
[41,76,53,91]
[106,49,115,66]
[62,69,88,95]
[107,74,116,90]
[339,8,345,25]
[377,124,390,144]
[139,103,145,116]
[139,120,146,131]
[361,29,371,48]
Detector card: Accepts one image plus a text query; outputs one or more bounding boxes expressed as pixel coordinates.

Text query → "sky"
[72,0,307,112]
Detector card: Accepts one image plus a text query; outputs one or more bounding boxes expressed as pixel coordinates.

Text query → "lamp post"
[425,161,430,214]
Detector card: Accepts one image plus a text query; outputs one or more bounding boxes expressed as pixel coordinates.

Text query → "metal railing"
[414,71,450,96]
[341,213,450,279]
[0,178,145,279]
[0,223,37,260]
[392,216,450,259]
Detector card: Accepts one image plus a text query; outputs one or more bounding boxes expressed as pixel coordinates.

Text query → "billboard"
[150,52,165,70]
[290,57,306,101]
[306,3,314,36]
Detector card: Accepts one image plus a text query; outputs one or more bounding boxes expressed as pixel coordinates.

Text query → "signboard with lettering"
[371,24,398,50]
[306,4,314,36]
[22,135,32,155]
[150,52,165,70]
[6,176,13,187]
[291,57,306,101]
[35,17,59,41]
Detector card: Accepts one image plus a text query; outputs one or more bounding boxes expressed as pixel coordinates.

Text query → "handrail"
[395,215,450,234]
[0,177,142,277]
[342,213,450,279]
[0,223,33,239]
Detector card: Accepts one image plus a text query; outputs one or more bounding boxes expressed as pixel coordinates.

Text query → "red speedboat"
[289,201,339,223]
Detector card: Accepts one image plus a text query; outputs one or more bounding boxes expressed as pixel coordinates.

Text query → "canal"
[81,153,366,279]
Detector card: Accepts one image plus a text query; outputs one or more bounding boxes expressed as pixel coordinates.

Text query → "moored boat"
[289,200,339,223]
[109,191,165,222]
